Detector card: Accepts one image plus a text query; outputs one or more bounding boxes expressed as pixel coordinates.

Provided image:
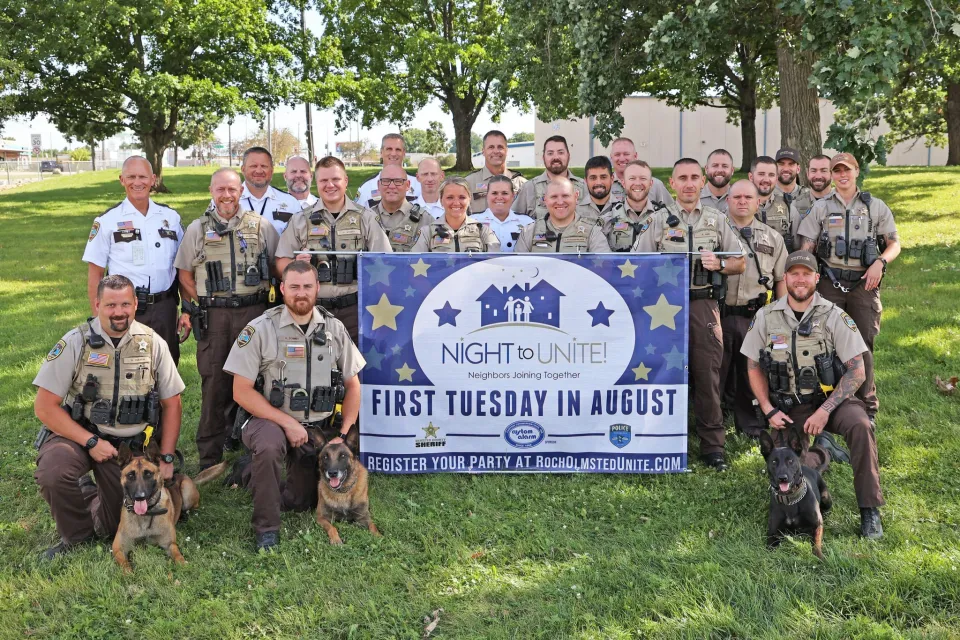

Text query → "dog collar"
[123,490,168,516]
[770,477,809,506]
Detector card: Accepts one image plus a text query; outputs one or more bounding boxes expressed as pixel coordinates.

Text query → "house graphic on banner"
[476,280,565,328]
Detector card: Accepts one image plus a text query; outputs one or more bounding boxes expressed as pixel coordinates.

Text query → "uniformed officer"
[576,156,621,224]
[239,146,301,235]
[719,181,787,437]
[175,168,281,468]
[609,137,674,206]
[83,156,185,364]
[465,130,527,212]
[284,155,318,210]
[354,133,422,205]
[600,160,665,252]
[33,275,185,558]
[700,149,734,213]
[513,135,590,219]
[750,155,802,252]
[515,177,609,253]
[275,156,392,342]
[411,177,501,252]
[470,175,530,252]
[414,157,445,219]
[742,251,884,539]
[369,164,435,252]
[223,261,365,551]
[798,153,901,422]
[806,154,834,201]
[774,147,815,216]
[631,158,746,470]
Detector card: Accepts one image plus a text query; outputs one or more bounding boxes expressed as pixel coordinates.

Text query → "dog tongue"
[134,500,148,515]
[779,482,791,493]
[329,477,341,489]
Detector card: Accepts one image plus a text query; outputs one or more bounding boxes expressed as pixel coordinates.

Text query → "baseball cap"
[775,147,801,163]
[830,152,859,171]
[785,251,818,273]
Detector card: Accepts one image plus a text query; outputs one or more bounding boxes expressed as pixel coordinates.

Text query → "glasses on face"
[379,178,407,187]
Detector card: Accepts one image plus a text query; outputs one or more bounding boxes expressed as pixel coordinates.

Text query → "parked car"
[39,160,64,173]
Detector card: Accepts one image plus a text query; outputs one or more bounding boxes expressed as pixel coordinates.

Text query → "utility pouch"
[848,238,863,261]
[288,387,310,412]
[311,386,336,414]
[862,237,879,267]
[269,381,284,408]
[89,399,113,425]
[834,236,847,259]
[818,231,832,260]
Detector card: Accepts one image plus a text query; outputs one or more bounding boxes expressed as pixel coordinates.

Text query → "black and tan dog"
[759,429,833,559]
[310,430,381,545]
[112,441,225,572]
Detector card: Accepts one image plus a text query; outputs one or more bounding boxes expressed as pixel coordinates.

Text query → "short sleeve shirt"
[175,208,281,272]
[514,215,610,253]
[240,184,302,235]
[470,209,530,252]
[355,171,422,206]
[797,190,897,242]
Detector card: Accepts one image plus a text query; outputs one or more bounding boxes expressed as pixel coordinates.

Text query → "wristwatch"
[160,453,176,464]
[84,435,99,450]
[878,256,888,272]
[719,259,727,271]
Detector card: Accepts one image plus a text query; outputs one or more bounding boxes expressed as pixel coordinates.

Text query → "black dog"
[759,430,833,559]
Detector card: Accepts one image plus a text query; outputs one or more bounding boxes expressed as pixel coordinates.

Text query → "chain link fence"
[0,159,125,187]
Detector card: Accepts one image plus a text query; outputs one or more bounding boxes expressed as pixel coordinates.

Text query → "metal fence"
[0,159,125,186]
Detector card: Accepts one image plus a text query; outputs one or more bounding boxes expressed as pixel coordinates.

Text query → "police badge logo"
[840,311,858,332]
[88,221,100,242]
[609,424,632,449]
[47,339,66,361]
[237,325,255,347]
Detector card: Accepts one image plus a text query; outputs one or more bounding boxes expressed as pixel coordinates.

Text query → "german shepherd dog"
[759,430,833,559]
[112,441,224,572]
[310,430,381,545]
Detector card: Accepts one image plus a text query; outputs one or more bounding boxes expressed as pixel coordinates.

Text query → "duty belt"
[689,288,714,301]
[821,265,865,282]
[772,391,824,413]
[722,303,760,318]
[198,291,268,309]
[140,286,178,305]
[318,293,358,310]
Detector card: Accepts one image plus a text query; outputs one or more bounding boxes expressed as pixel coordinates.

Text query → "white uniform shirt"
[355,171,422,207]
[294,193,318,210]
[414,197,445,220]
[471,209,530,253]
[82,198,183,293]
[240,184,301,235]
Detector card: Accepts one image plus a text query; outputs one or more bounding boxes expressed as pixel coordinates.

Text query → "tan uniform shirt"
[374,200,435,250]
[741,292,868,364]
[223,306,365,406]
[757,191,802,240]
[600,199,661,251]
[410,214,501,252]
[612,177,674,206]
[514,214,610,253]
[175,208,281,274]
[512,171,590,218]
[34,318,185,400]
[464,166,527,212]
[576,198,620,222]
[797,190,897,273]
[725,218,787,306]
[699,185,730,214]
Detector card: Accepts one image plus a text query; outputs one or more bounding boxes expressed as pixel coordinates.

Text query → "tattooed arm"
[881,231,901,263]
[803,354,865,435]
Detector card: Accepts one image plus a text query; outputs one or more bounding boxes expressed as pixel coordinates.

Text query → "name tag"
[755,242,774,255]
[114,229,141,243]
[274,211,293,223]
[159,228,178,241]
[123,356,151,364]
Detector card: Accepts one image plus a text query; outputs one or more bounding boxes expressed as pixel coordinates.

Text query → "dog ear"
[308,429,326,450]
[145,439,161,463]
[117,442,133,468]
[788,430,805,456]
[758,431,775,459]
[343,424,360,454]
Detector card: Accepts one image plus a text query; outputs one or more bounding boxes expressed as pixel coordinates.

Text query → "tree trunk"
[141,132,170,193]
[777,42,822,179]
[947,80,960,166]
[89,140,97,172]
[738,79,759,173]
[173,146,179,168]
[451,104,477,171]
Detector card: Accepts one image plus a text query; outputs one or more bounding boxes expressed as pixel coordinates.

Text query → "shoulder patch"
[839,311,858,332]
[46,339,67,361]
[88,221,100,242]
[237,325,255,347]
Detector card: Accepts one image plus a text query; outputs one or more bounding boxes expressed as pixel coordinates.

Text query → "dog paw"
[329,536,344,546]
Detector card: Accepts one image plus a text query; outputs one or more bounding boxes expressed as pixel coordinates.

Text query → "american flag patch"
[87,353,109,367]
[614,221,630,231]
[205,229,222,241]
[117,220,134,230]
[668,229,684,238]
[285,344,305,358]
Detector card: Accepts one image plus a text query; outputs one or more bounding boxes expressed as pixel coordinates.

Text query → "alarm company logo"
[415,422,447,449]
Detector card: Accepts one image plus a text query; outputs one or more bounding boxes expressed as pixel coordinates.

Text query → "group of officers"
[31,130,900,557]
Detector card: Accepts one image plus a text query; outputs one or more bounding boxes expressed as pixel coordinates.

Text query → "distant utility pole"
[301,3,315,166]
[228,120,233,167]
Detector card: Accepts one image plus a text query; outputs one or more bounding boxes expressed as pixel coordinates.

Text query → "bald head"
[118,156,156,206]
[417,157,444,199]
[545,176,575,197]
[283,156,312,198]
[544,176,577,225]
[379,164,411,210]
[121,156,152,174]
[210,168,242,219]
[727,179,759,223]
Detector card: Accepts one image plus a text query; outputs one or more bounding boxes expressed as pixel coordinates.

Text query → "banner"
[357,254,690,474]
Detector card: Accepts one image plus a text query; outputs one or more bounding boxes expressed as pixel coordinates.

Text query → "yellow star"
[366,293,403,330]
[643,294,682,331]
[631,362,652,381]
[396,362,416,382]
[422,422,439,438]
[618,259,638,278]
[410,258,431,277]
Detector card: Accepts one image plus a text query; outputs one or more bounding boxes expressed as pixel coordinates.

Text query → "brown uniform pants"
[196,303,266,466]
[783,398,884,508]
[817,278,881,416]
[330,302,359,345]
[34,435,123,544]
[136,292,180,365]
[241,418,320,534]
[690,298,725,455]
[720,313,764,436]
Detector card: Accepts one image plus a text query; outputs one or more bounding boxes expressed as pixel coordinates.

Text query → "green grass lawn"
[0,166,959,639]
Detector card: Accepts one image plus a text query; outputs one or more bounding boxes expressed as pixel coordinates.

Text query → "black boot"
[700,452,728,472]
[860,507,883,540]
[814,432,850,465]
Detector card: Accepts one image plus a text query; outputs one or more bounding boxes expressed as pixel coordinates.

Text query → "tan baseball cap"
[785,251,818,273]
[830,152,859,171]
